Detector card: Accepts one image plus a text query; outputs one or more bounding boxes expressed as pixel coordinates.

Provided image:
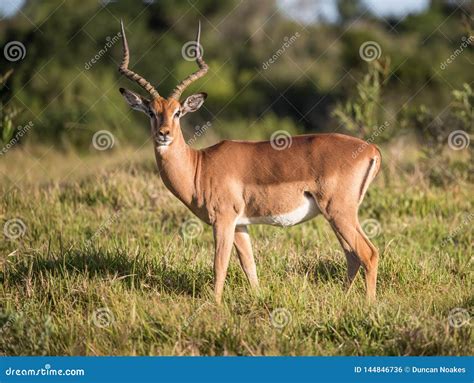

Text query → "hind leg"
[356,223,379,301]
[326,206,379,301]
[334,231,361,292]
[234,226,259,289]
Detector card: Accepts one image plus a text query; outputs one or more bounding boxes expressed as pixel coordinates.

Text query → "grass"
[0,146,472,356]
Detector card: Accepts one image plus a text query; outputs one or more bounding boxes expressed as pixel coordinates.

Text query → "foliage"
[217,113,301,141]
[398,83,473,187]
[0,0,473,149]
[0,70,21,144]
[451,83,473,132]
[332,59,394,141]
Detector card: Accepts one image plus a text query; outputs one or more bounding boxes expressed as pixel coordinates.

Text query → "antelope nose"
[159,129,170,138]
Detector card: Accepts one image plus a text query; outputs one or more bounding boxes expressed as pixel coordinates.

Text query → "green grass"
[0,147,472,356]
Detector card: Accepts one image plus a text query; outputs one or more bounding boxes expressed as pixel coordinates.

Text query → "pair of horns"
[118,20,208,100]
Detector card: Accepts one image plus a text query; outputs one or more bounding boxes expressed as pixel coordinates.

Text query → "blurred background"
[0,0,472,184]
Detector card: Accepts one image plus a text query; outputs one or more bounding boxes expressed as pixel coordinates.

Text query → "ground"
[0,146,472,355]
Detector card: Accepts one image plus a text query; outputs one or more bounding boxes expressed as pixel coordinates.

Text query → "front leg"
[212,218,236,304]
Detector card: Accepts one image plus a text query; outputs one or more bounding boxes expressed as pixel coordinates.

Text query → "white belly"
[237,194,319,227]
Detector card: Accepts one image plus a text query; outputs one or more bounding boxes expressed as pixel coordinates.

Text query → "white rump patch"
[237,194,319,227]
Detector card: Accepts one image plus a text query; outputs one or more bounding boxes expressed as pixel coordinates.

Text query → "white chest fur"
[237,194,319,227]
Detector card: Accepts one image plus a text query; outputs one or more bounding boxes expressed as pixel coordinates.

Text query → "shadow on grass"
[5,249,211,296]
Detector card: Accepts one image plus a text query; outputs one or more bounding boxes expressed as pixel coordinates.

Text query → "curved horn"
[169,21,209,100]
[118,20,160,99]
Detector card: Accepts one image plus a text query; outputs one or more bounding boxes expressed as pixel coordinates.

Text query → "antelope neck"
[153,136,200,208]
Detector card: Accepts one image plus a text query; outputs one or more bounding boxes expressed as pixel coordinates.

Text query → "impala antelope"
[117,20,382,303]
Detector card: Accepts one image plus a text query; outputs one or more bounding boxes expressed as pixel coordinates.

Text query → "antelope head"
[118,20,208,150]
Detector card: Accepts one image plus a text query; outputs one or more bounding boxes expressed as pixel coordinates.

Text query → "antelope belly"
[237,194,319,227]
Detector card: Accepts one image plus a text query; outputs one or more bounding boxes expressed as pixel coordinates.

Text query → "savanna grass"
[0,147,472,355]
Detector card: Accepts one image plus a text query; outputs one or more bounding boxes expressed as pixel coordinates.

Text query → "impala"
[118,21,382,303]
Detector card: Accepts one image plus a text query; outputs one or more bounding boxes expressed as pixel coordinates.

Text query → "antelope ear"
[119,88,150,114]
[181,92,207,116]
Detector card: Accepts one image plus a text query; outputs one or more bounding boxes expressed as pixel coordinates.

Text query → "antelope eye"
[174,110,181,118]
